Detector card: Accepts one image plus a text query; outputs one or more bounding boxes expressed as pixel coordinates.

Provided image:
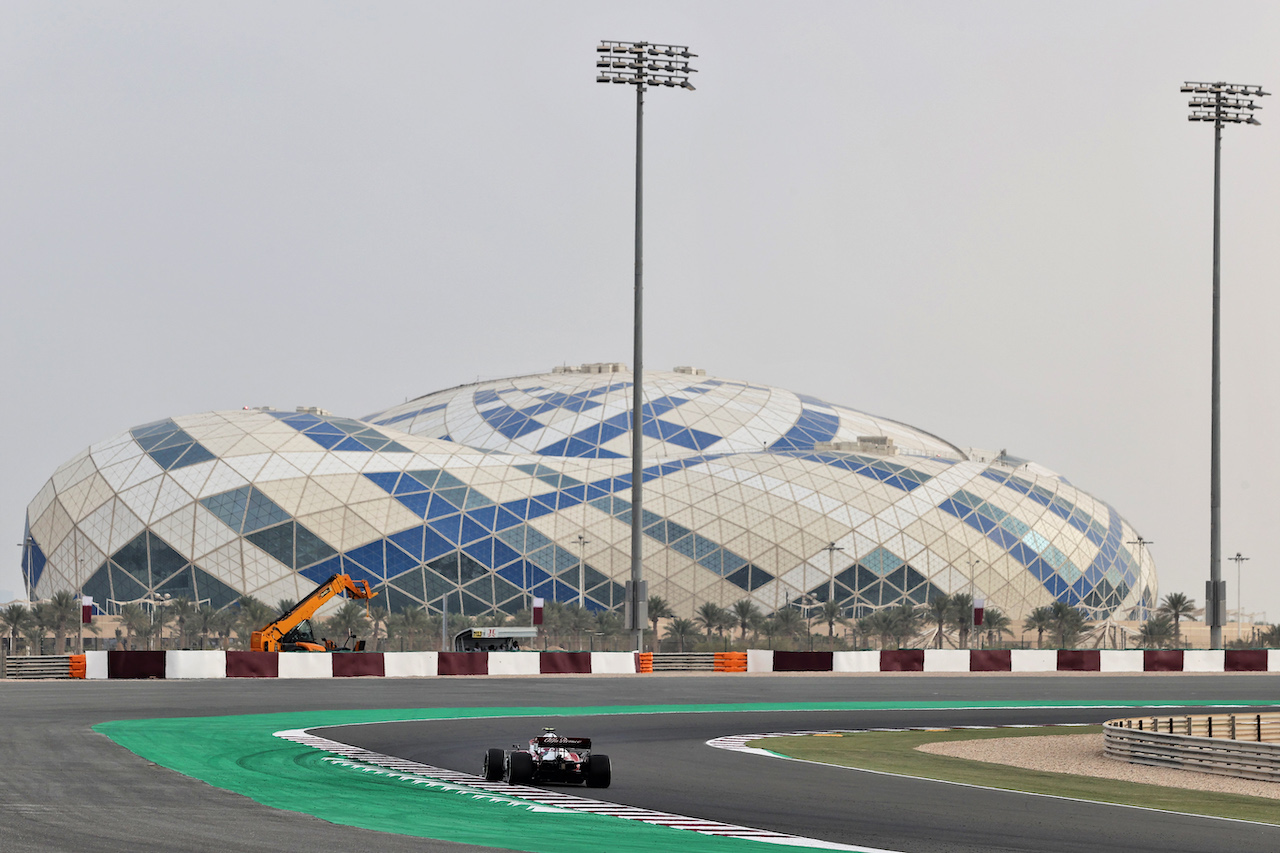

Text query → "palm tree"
[209,608,238,649]
[694,602,725,641]
[949,592,975,648]
[192,605,219,650]
[982,608,1012,648]
[236,596,277,648]
[863,609,896,649]
[276,599,297,617]
[324,601,370,648]
[566,604,595,650]
[367,604,389,652]
[1051,601,1089,648]
[0,603,32,655]
[732,600,761,641]
[1023,606,1053,649]
[47,591,81,655]
[887,604,922,649]
[1256,624,1280,648]
[595,610,623,651]
[1139,615,1175,649]
[664,618,699,652]
[647,596,673,651]
[772,608,806,643]
[168,596,196,649]
[819,600,847,639]
[26,602,51,655]
[1158,592,1196,645]
[119,604,148,651]
[926,593,952,648]
[396,607,431,651]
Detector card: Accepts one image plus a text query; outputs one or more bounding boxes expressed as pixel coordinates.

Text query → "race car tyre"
[483,748,504,782]
[508,750,534,785]
[586,754,611,788]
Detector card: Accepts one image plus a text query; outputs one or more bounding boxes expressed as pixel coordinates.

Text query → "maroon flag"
[82,595,93,624]
[973,597,985,627]
[532,597,544,626]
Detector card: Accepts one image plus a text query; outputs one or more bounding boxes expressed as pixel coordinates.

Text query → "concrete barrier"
[278,653,333,679]
[1144,650,1183,672]
[832,651,880,672]
[227,651,279,678]
[107,650,166,679]
[384,652,437,678]
[970,650,1012,672]
[540,652,593,674]
[488,652,540,676]
[84,650,108,679]
[1099,650,1144,672]
[165,650,227,679]
[923,649,969,672]
[65,646,1280,679]
[332,652,385,677]
[1183,650,1225,673]
[1011,650,1057,672]
[1226,650,1268,672]
[591,652,638,674]
[438,652,488,675]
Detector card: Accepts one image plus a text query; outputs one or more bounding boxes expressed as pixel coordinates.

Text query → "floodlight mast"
[597,40,697,652]
[1181,81,1268,649]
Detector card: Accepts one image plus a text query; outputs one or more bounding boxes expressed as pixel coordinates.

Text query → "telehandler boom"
[250,573,377,652]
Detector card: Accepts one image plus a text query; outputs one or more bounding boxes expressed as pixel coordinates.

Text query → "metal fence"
[1104,712,1280,782]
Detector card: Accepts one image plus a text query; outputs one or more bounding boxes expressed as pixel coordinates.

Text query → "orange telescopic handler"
[250,573,377,652]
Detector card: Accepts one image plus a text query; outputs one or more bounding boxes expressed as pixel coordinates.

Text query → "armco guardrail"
[4,654,86,680]
[1104,712,1280,782]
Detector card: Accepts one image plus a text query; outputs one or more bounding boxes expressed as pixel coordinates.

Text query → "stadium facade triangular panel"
[22,366,1156,623]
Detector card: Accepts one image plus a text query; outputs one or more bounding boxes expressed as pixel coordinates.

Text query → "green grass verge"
[752,727,1280,824]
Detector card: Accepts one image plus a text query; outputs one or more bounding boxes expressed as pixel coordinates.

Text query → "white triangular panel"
[118,475,164,525]
[56,474,98,521]
[166,460,215,497]
[224,452,272,483]
[51,453,96,493]
[108,500,145,555]
[255,454,309,484]
[79,500,117,554]
[152,503,197,559]
[190,503,239,561]
[149,476,194,524]
[198,460,250,498]
[203,541,247,593]
[26,479,58,528]
[119,454,164,492]
[32,498,74,552]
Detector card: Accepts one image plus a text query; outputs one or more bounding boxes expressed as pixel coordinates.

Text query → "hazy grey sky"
[4,1,1278,622]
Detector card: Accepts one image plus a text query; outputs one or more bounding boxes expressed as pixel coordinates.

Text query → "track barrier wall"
[50,648,1280,679]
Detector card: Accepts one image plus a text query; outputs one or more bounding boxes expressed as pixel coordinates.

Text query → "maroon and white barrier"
[84,650,640,679]
[79,648,1280,679]
[747,649,1280,673]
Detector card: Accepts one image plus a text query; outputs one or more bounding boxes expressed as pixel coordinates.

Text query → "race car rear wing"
[534,735,592,749]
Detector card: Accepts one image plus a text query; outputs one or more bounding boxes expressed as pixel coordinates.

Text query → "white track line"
[275,727,900,852]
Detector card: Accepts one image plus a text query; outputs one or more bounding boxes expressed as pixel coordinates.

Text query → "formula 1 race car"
[483,728,611,788]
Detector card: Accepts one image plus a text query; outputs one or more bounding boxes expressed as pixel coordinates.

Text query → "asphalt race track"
[5,674,1280,853]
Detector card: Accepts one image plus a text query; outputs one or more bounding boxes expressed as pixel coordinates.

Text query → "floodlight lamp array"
[1183,81,1268,126]
[596,40,697,90]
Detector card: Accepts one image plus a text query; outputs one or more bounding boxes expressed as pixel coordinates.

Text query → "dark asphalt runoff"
[3,674,1279,853]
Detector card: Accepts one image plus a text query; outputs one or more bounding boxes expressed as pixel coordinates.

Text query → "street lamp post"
[597,39,697,652]
[821,542,845,603]
[1229,552,1249,641]
[1182,80,1268,649]
[576,533,590,609]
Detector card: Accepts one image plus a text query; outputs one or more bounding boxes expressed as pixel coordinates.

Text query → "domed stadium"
[21,365,1157,625]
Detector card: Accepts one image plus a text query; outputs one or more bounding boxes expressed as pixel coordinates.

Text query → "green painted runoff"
[95,700,1276,853]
